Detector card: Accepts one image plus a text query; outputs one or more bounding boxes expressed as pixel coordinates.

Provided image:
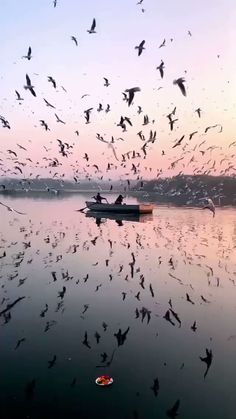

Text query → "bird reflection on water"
[0,197,236,419]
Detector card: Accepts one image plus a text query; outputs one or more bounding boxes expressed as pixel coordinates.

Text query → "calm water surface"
[0,194,236,418]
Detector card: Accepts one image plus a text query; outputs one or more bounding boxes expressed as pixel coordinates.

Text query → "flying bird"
[71,36,78,46]
[43,98,55,108]
[15,90,24,101]
[84,108,93,124]
[22,46,32,60]
[24,74,36,97]
[159,39,166,48]
[135,40,145,56]
[102,77,110,88]
[87,18,96,34]
[55,114,65,124]
[125,87,141,106]
[48,76,57,89]
[173,77,186,96]
[156,60,164,78]
[195,108,202,118]
[0,201,26,215]
[172,135,185,148]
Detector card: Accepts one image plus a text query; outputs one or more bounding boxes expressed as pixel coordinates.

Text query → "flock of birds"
[0,0,235,204]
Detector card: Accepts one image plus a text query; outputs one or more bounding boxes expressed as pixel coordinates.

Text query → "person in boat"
[114,194,124,205]
[92,192,108,204]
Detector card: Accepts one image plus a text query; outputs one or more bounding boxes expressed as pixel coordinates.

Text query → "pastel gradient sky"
[0,0,236,182]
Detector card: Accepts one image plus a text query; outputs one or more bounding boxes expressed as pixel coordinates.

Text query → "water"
[0,194,236,418]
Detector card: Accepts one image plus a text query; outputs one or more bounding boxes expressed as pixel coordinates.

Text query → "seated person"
[92,192,107,204]
[114,194,124,205]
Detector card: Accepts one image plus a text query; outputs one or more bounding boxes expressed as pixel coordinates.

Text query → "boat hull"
[85,201,153,214]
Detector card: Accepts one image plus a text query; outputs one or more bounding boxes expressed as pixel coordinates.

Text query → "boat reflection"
[86,210,153,226]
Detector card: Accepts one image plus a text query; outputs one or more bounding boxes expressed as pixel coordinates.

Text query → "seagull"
[84,108,93,124]
[71,36,78,46]
[15,90,24,101]
[173,77,186,96]
[22,46,32,60]
[55,114,65,124]
[125,87,141,106]
[43,98,55,108]
[202,198,215,217]
[24,74,36,97]
[87,18,96,34]
[172,135,185,148]
[156,60,164,78]
[159,39,166,48]
[48,76,56,89]
[135,40,145,56]
[0,201,26,215]
[195,108,202,118]
[188,30,192,36]
[103,77,110,87]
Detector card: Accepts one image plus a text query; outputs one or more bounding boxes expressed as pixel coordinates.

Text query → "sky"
[0,0,236,184]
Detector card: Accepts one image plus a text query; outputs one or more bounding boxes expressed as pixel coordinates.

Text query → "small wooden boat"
[85,201,154,214]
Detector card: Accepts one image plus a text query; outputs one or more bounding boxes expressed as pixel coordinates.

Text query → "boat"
[85,201,154,214]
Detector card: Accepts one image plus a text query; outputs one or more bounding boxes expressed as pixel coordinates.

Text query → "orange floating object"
[95,375,113,386]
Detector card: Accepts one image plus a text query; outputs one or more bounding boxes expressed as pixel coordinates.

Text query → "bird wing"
[140,40,145,48]
[15,90,20,99]
[26,74,31,86]
[128,90,134,106]
[14,209,27,215]
[178,81,186,96]
[28,46,31,56]
[91,18,96,30]
[0,201,9,210]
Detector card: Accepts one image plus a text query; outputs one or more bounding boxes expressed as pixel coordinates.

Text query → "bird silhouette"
[173,77,186,96]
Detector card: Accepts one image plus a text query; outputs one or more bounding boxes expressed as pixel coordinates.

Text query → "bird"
[156,60,164,78]
[43,98,55,108]
[173,77,186,96]
[55,114,65,124]
[166,399,180,418]
[103,77,110,87]
[0,201,26,215]
[191,321,197,332]
[200,348,213,378]
[87,18,96,34]
[125,87,141,106]
[14,338,26,350]
[202,198,215,217]
[159,39,166,48]
[135,40,145,56]
[48,76,56,89]
[24,74,36,97]
[84,108,93,124]
[71,36,78,46]
[195,108,202,118]
[48,355,57,368]
[22,46,32,60]
[189,131,198,140]
[150,377,159,397]
[186,293,194,304]
[15,90,24,101]
[172,135,185,148]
